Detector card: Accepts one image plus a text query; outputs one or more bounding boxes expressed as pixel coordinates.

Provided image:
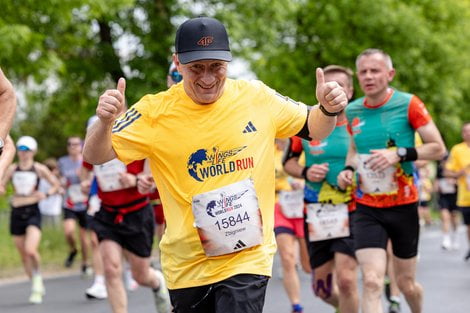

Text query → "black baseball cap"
[175,17,232,64]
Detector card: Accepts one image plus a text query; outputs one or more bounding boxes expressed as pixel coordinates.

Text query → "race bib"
[438,178,456,194]
[12,171,38,196]
[278,190,304,218]
[94,159,127,192]
[192,178,263,257]
[357,154,398,194]
[306,203,349,242]
[68,184,87,204]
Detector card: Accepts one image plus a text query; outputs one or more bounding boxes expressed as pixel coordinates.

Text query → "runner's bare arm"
[0,163,16,195]
[0,69,16,140]
[83,78,126,164]
[415,121,446,161]
[284,157,303,178]
[0,135,15,177]
[36,162,61,195]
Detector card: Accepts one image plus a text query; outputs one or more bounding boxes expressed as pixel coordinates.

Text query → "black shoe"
[465,250,470,261]
[65,249,78,268]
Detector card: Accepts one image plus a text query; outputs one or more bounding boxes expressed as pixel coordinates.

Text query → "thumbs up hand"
[96,77,126,124]
[315,68,347,115]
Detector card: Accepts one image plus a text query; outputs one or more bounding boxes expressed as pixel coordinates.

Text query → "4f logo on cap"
[197,36,214,46]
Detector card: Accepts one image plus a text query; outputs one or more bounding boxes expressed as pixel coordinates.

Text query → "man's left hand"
[315,68,348,114]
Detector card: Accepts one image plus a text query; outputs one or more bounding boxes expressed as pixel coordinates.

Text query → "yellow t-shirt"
[111,79,307,289]
[446,142,470,206]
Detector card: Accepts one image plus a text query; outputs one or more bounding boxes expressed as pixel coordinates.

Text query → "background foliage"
[1,0,470,277]
[0,0,469,158]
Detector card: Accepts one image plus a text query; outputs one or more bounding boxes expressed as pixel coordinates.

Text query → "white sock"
[94,275,105,285]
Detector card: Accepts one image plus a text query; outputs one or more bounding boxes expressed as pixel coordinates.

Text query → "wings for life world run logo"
[187,146,254,182]
[206,190,249,217]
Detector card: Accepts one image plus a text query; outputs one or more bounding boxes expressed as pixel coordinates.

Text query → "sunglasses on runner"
[170,71,183,83]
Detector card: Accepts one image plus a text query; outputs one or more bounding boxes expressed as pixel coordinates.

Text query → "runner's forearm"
[83,120,117,164]
[307,105,336,141]
[0,69,16,139]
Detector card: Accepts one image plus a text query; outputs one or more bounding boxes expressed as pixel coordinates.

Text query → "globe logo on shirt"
[187,149,208,182]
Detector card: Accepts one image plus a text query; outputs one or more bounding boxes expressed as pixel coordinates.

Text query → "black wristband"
[319,104,339,117]
[400,147,418,162]
[343,165,355,172]
[405,147,418,162]
[301,167,309,181]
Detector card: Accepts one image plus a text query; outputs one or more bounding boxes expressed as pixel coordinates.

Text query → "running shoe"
[441,236,452,250]
[29,275,45,304]
[29,290,43,304]
[152,269,171,313]
[388,300,401,313]
[85,282,108,300]
[65,249,78,268]
[292,303,303,312]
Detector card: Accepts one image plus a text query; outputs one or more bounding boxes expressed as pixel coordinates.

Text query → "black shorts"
[63,208,89,229]
[438,194,458,212]
[92,203,155,257]
[419,200,430,207]
[459,206,470,225]
[354,202,419,259]
[306,212,356,269]
[10,203,42,235]
[169,274,269,313]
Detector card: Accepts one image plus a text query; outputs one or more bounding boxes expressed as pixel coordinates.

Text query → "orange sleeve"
[290,136,303,153]
[408,95,432,130]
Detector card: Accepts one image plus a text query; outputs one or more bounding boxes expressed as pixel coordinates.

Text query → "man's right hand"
[337,169,354,190]
[137,174,156,194]
[96,77,126,124]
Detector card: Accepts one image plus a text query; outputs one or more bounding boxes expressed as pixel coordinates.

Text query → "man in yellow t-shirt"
[83,17,347,313]
[445,122,470,261]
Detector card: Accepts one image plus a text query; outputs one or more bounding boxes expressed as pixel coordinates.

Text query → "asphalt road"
[0,224,469,313]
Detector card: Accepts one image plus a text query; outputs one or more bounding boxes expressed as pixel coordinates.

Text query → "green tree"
[0,0,181,159]
[197,0,470,147]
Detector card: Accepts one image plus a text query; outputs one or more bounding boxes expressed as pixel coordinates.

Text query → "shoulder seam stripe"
[113,108,138,129]
[112,113,142,133]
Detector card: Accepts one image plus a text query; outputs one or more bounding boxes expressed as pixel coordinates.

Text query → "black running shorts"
[459,206,470,225]
[438,193,458,212]
[10,203,42,235]
[92,203,155,257]
[169,274,269,313]
[354,202,419,259]
[63,208,89,229]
